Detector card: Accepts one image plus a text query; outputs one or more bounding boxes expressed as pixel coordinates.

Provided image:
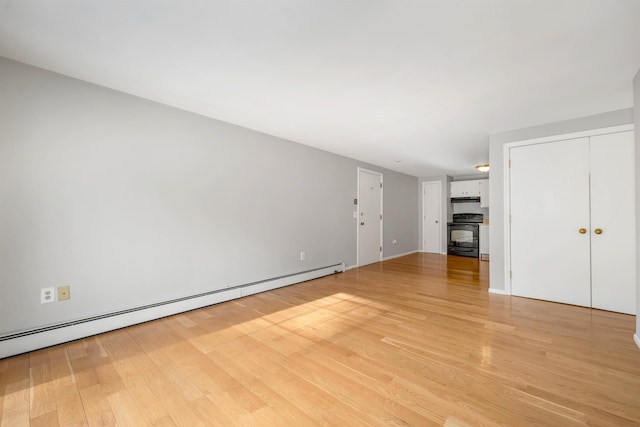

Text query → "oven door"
[447,224,479,257]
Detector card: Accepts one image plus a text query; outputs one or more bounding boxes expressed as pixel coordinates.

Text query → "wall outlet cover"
[41,287,55,304]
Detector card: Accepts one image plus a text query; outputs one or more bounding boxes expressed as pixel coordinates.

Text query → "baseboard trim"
[634,333,640,350]
[0,263,345,359]
[418,250,447,255]
[488,288,508,295]
[382,250,418,262]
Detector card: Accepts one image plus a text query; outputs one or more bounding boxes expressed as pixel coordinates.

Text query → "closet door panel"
[510,138,591,307]
[590,131,636,314]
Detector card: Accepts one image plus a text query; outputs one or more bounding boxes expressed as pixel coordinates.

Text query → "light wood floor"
[2,253,639,426]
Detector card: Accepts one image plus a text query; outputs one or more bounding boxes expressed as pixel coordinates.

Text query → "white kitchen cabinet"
[479,179,489,208]
[479,225,489,260]
[508,129,635,314]
[450,180,480,198]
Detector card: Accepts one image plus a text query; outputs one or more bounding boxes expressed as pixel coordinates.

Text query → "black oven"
[447,213,482,258]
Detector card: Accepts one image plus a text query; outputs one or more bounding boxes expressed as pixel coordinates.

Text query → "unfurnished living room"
[1,1,640,426]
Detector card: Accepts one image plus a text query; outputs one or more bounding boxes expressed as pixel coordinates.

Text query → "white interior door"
[358,168,382,266]
[510,138,591,307]
[590,131,636,314]
[422,181,442,253]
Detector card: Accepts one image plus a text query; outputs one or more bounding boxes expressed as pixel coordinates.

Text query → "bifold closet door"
[590,131,636,314]
[510,137,591,307]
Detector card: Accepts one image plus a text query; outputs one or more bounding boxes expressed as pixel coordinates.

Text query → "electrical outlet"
[58,285,70,301]
[300,252,305,261]
[41,287,55,304]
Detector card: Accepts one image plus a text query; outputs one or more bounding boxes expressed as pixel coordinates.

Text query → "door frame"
[502,124,634,295]
[422,180,442,254]
[357,167,383,266]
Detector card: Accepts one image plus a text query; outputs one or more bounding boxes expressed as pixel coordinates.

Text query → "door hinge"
[510,271,513,279]
[380,214,383,220]
[380,183,383,188]
[509,214,512,223]
[509,159,511,168]
[353,198,358,205]
[380,246,382,252]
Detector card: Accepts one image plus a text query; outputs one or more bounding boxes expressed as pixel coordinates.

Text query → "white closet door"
[590,131,636,314]
[510,138,591,307]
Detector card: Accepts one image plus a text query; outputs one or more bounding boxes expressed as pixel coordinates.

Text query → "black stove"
[448,213,484,225]
[447,213,483,258]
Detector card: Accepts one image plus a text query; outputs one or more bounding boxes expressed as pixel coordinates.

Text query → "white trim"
[503,141,512,295]
[503,124,634,149]
[382,250,419,262]
[634,333,640,350]
[420,250,448,255]
[421,180,442,254]
[502,124,634,296]
[488,288,508,295]
[0,264,344,359]
[356,167,384,266]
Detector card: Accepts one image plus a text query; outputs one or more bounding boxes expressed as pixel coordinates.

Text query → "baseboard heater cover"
[0,263,345,359]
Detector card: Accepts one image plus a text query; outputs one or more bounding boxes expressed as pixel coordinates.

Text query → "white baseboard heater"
[0,263,345,359]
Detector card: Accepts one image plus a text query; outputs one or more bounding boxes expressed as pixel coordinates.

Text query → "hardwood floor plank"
[29,410,59,427]
[106,390,154,426]
[1,253,639,426]
[78,384,117,427]
[28,361,56,419]
[1,376,29,426]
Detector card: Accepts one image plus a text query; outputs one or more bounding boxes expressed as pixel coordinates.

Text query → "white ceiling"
[1,1,640,177]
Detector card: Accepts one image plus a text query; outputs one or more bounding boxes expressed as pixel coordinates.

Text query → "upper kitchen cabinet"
[450,179,488,204]
[450,180,481,198]
[479,179,489,208]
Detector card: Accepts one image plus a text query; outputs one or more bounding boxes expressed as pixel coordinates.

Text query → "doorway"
[422,181,442,253]
[357,168,383,266]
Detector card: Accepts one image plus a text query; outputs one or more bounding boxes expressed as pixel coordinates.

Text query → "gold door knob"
[594,228,603,235]
[579,228,587,234]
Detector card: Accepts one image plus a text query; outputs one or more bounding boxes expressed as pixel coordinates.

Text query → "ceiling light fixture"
[476,164,490,173]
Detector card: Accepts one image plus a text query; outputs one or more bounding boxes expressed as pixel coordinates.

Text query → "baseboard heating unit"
[0,262,345,359]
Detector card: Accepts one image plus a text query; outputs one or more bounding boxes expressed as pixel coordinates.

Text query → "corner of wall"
[634,66,640,341]
[488,138,505,292]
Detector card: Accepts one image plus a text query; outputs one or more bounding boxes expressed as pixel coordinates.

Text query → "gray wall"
[635,68,640,340]
[0,57,418,336]
[488,108,634,292]
[383,172,420,256]
[418,175,451,254]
